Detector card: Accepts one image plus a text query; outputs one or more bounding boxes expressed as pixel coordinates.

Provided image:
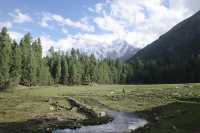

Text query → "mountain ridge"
[129,10,200,62]
[71,40,140,61]
[128,10,200,83]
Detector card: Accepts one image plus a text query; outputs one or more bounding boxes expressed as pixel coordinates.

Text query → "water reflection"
[53,111,147,133]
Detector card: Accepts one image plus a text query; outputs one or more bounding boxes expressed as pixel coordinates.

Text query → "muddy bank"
[53,97,147,133]
[66,97,99,118]
[53,111,147,133]
[0,97,112,133]
[0,115,112,133]
[0,117,80,133]
[134,99,200,133]
[0,97,147,133]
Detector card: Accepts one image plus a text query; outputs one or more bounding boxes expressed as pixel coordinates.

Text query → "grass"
[0,83,200,132]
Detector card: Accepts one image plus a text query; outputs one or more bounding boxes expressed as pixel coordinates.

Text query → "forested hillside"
[1,11,200,89]
[0,27,132,90]
[128,11,200,83]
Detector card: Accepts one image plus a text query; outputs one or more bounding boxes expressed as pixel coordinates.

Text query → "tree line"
[2,26,199,89]
[129,55,200,84]
[0,27,132,90]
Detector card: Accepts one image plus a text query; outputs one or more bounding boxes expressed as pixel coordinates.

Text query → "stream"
[53,111,147,133]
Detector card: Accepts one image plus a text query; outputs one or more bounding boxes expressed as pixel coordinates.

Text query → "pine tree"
[68,61,75,85]
[9,40,22,85]
[38,58,52,85]
[89,54,97,82]
[68,60,78,85]
[20,33,32,86]
[75,61,82,84]
[0,27,11,89]
[0,29,134,87]
[48,48,61,84]
[60,55,69,85]
[30,45,37,85]
[97,61,110,84]
[82,56,91,84]
[32,38,42,81]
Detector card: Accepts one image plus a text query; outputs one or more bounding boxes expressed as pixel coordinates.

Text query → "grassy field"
[0,84,200,132]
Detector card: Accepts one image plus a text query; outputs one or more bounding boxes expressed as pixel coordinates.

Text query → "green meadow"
[0,84,200,132]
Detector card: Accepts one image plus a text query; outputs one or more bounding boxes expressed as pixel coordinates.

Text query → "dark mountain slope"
[130,11,200,62]
[128,11,200,83]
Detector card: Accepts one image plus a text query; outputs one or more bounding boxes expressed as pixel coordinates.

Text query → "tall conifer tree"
[0,27,11,89]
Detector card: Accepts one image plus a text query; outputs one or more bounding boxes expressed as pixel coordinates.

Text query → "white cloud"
[10,9,33,24]
[74,33,118,45]
[64,18,94,32]
[94,16,126,35]
[38,0,200,56]
[51,14,64,23]
[39,13,95,32]
[170,0,200,13]
[4,0,199,56]
[40,35,56,55]
[62,28,68,34]
[9,31,23,42]
[95,3,104,13]
[90,0,200,47]
[39,32,120,56]
[0,21,12,29]
[40,16,52,28]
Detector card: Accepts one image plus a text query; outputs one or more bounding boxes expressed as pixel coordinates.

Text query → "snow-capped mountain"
[71,40,140,61]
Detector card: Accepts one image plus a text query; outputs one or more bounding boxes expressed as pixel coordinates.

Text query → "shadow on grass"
[0,117,79,133]
[134,97,200,133]
[0,115,112,133]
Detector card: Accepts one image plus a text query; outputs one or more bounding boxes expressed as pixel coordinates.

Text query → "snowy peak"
[71,40,139,61]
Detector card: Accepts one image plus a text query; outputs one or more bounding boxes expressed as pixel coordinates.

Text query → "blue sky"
[0,0,101,18]
[0,0,199,54]
[0,0,105,38]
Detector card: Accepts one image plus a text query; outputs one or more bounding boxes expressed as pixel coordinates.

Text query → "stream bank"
[53,111,147,133]
[53,97,147,133]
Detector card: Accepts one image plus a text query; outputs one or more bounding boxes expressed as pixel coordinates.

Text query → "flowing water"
[53,111,147,133]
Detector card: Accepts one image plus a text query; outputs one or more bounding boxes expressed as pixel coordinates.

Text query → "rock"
[49,106,55,111]
[155,116,159,121]
[173,93,180,97]
[67,97,98,118]
[48,98,53,103]
[71,107,78,112]
[99,111,106,117]
[183,84,193,88]
[56,117,64,121]
[172,125,177,130]
[110,91,114,95]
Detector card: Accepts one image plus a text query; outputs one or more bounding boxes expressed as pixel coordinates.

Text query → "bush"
[0,81,10,91]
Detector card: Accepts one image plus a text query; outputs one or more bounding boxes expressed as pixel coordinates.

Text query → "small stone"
[99,111,106,117]
[155,116,159,121]
[49,106,55,111]
[48,98,53,103]
[110,91,114,95]
[57,117,64,121]
[172,125,177,130]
